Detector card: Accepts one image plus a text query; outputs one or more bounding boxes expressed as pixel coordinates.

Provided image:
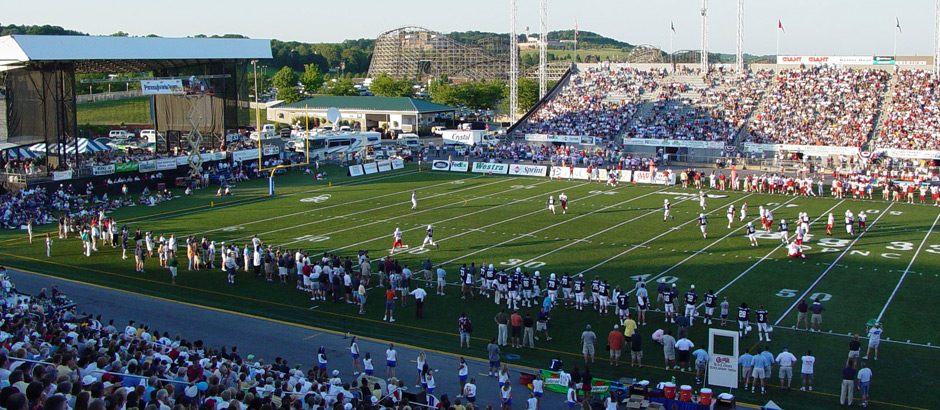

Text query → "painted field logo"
[300,194,331,203]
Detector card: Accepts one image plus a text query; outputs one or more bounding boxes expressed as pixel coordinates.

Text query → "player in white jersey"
[727,204,736,228]
[559,193,568,214]
[765,210,775,232]
[699,191,707,210]
[663,199,673,221]
[547,196,556,215]
[845,210,855,235]
[800,212,810,234]
[390,227,407,254]
[698,213,708,239]
[411,191,417,210]
[788,241,805,259]
[740,202,748,222]
[858,211,867,230]
[420,225,439,250]
[826,212,835,236]
[745,222,758,247]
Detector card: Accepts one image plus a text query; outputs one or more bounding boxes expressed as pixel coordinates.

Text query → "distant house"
[268,96,455,134]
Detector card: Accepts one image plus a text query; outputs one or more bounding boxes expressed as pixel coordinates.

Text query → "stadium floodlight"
[509,0,519,123]
[736,0,744,74]
[700,0,708,73]
[539,0,548,99]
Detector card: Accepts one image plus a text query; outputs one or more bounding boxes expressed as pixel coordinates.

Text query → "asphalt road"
[7,269,562,409]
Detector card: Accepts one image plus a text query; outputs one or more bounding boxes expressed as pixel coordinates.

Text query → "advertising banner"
[570,167,591,180]
[348,164,364,177]
[618,170,634,182]
[377,160,392,172]
[391,159,405,170]
[776,55,874,65]
[877,148,940,159]
[623,137,726,150]
[742,143,860,156]
[449,161,470,172]
[156,158,177,171]
[363,163,379,174]
[507,164,548,177]
[115,162,138,173]
[231,149,259,163]
[471,162,509,174]
[140,79,184,95]
[92,165,115,176]
[524,134,584,144]
[539,369,621,398]
[138,160,157,173]
[708,329,740,389]
[52,170,73,181]
[549,166,571,180]
[632,171,654,184]
[431,160,451,171]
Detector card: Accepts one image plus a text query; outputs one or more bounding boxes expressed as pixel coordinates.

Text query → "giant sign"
[776,55,874,65]
[508,164,548,177]
[623,137,726,150]
[471,162,509,174]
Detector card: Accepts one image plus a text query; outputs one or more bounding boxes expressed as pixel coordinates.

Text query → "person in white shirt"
[800,350,815,391]
[865,323,882,360]
[409,287,428,319]
[527,392,539,410]
[457,357,470,396]
[775,347,798,389]
[727,204,736,228]
[857,361,873,407]
[411,191,418,210]
[463,378,478,405]
[385,344,398,378]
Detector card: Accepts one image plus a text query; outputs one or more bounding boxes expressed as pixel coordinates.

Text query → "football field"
[2,164,938,409]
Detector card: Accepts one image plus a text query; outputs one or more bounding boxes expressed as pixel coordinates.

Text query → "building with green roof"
[267,96,456,135]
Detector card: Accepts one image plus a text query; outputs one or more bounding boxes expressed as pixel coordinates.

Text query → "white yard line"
[226,176,509,242]
[875,210,940,323]
[700,199,846,308]
[584,194,754,280]
[773,202,895,326]
[201,174,489,237]
[436,187,670,266]
[328,181,596,253]
[276,178,553,248]
[507,192,731,270]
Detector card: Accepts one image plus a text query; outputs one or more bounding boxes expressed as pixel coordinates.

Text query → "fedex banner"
[508,164,548,177]
[140,79,184,95]
[471,162,508,174]
[449,161,469,172]
[776,55,874,65]
[623,137,726,150]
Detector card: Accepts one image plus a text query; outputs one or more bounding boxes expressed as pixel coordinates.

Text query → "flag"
[896,17,902,33]
[778,20,785,32]
[671,21,676,33]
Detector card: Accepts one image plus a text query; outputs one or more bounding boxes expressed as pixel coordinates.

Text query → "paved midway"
[8,269,565,409]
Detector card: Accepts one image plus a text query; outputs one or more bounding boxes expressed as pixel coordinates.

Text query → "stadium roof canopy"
[282,96,456,114]
[0,35,272,73]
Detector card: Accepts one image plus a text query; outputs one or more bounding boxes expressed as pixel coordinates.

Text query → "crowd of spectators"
[521,65,666,138]
[745,66,889,147]
[875,69,940,151]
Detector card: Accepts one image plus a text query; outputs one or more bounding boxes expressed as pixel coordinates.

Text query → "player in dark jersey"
[779,219,790,244]
[703,290,717,325]
[590,277,601,310]
[521,273,534,307]
[616,287,630,320]
[683,285,698,325]
[663,283,677,323]
[756,305,771,342]
[737,303,751,337]
[546,273,559,305]
[573,275,586,311]
[698,213,708,239]
[561,274,573,306]
[598,280,611,315]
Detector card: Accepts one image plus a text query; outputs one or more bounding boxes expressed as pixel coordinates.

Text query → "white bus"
[300,131,382,160]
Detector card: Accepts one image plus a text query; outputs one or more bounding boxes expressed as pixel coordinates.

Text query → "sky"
[4,0,938,56]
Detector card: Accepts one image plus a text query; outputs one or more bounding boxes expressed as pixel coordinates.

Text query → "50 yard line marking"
[773,202,895,326]
[876,210,940,322]
[324,179,588,253]
[512,192,752,272]
[437,186,670,266]
[224,176,508,242]
[700,199,846,307]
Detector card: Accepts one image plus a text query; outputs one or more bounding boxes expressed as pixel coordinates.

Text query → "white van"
[108,130,131,140]
[139,129,163,144]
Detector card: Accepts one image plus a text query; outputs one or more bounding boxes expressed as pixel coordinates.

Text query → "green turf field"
[2,165,938,409]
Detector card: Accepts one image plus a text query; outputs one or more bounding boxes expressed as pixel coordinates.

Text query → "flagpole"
[893,29,898,56]
[776,26,780,57]
[669,26,674,70]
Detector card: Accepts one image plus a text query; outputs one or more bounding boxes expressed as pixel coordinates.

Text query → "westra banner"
[471,162,509,174]
[507,164,548,177]
[431,160,451,171]
[449,161,469,172]
[348,164,364,177]
[140,79,184,95]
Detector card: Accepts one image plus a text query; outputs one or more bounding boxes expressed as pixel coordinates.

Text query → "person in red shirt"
[607,325,626,367]
[510,312,523,348]
[384,288,396,322]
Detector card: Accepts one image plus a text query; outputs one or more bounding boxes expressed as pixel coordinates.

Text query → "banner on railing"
[525,133,601,145]
[623,137,726,150]
[140,79,184,95]
[115,162,138,173]
[138,160,157,173]
[348,164,364,177]
[539,369,620,397]
[875,148,940,159]
[431,160,451,171]
[391,159,405,170]
[363,163,379,174]
[92,165,115,176]
[156,158,177,171]
[776,55,874,66]
[52,170,73,181]
[742,143,860,157]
